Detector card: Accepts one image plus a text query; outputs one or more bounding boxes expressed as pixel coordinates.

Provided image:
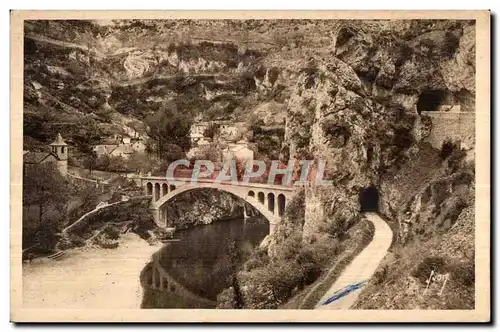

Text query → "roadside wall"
[420,111,475,150]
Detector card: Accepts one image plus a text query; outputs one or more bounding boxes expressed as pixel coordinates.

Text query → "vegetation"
[203,122,220,139]
[22,163,72,249]
[59,197,156,250]
[145,103,192,159]
[287,219,375,309]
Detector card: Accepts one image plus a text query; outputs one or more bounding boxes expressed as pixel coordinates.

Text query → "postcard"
[10,10,490,322]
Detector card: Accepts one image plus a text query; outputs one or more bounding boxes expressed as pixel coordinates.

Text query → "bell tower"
[50,133,68,175]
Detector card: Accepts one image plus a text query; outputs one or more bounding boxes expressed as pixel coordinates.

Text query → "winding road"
[316,212,393,310]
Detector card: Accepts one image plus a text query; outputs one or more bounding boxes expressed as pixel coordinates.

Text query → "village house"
[93,134,146,160]
[187,119,255,160]
[222,140,254,162]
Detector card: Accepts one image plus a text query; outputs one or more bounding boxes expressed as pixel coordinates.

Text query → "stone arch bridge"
[140,176,299,235]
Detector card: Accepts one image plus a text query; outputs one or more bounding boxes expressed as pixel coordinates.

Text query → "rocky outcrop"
[335,20,475,111]
[279,55,419,245]
[166,189,248,229]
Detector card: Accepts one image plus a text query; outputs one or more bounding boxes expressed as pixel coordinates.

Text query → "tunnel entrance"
[416,89,447,113]
[359,186,379,212]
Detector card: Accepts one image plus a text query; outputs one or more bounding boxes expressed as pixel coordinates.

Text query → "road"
[316,212,393,309]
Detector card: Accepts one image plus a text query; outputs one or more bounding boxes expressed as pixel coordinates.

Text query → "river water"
[141,217,269,308]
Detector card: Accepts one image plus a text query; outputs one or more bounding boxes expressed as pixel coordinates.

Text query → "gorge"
[22,18,476,310]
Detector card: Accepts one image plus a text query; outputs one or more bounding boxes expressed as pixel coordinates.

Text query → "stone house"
[222,141,254,162]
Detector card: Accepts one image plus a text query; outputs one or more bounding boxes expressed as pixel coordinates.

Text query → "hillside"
[24,19,316,155]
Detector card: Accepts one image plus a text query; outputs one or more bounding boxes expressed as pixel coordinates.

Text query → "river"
[141,217,269,308]
[22,217,268,309]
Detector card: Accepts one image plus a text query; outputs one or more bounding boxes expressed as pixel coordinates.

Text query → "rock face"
[272,19,475,248]
[267,20,476,309]
[166,189,247,229]
[281,56,418,245]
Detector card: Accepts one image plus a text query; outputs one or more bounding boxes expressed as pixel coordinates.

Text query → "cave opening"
[359,186,379,212]
[416,89,447,113]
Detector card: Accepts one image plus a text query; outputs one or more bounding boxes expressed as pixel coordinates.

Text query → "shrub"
[412,256,447,283]
[283,191,306,228]
[216,287,238,309]
[321,121,351,147]
[103,225,121,240]
[203,123,220,139]
[336,26,356,47]
[439,140,456,160]
[69,234,86,247]
[448,260,475,287]
[372,265,389,285]
[443,31,460,57]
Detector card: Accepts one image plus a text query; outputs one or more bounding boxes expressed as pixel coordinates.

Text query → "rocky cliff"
[166,189,249,229]
[23,20,292,155]
[267,19,475,309]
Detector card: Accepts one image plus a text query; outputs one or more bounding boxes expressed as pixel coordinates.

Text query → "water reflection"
[141,217,269,308]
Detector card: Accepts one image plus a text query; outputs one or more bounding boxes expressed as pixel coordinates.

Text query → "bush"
[448,260,475,287]
[411,256,447,283]
[216,287,238,309]
[372,265,389,285]
[336,26,356,47]
[321,121,351,148]
[69,234,86,247]
[439,140,455,160]
[103,225,120,240]
[443,31,460,57]
[203,123,220,139]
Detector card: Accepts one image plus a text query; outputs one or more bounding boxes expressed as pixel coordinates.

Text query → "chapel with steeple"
[23,133,68,175]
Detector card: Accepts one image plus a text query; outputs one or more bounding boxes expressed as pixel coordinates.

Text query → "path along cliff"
[316,213,393,309]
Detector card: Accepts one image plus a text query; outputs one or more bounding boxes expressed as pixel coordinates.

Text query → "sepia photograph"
[10,10,490,322]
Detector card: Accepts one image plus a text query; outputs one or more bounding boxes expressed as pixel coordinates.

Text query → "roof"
[49,133,67,146]
[111,144,135,155]
[101,138,119,145]
[93,145,118,155]
[24,151,56,164]
[226,144,252,153]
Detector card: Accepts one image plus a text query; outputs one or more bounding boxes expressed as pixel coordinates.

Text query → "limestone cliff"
[166,189,255,229]
[267,19,475,309]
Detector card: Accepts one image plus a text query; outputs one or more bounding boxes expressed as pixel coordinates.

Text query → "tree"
[108,155,127,173]
[23,162,71,226]
[126,151,152,173]
[82,151,98,175]
[203,122,220,140]
[73,118,102,154]
[145,103,192,159]
[95,154,111,171]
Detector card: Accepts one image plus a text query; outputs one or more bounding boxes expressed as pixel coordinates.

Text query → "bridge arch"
[153,183,279,226]
[277,193,286,217]
[154,183,161,201]
[162,183,168,196]
[267,192,275,214]
[257,191,265,204]
[248,190,255,198]
[169,184,176,192]
[146,182,153,196]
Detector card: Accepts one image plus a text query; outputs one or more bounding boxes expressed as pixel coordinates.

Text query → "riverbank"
[23,233,160,309]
